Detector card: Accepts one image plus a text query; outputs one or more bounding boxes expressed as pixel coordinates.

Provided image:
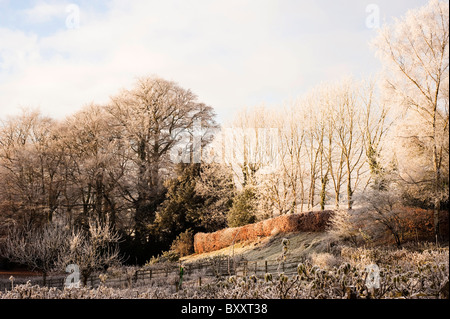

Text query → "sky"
[0,0,431,124]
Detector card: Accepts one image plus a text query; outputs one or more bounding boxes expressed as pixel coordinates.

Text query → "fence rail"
[0,256,302,292]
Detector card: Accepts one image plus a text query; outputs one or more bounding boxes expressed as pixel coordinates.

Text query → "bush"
[309,252,342,269]
[328,209,363,245]
[170,229,194,257]
[332,188,450,247]
[146,250,180,265]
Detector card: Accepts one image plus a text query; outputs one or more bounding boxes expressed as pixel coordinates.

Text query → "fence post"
[254,261,257,275]
[150,269,152,280]
[265,260,268,273]
[198,276,202,287]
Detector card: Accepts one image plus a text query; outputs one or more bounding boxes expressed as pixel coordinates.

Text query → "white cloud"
[0,28,40,72]
[0,0,431,123]
[21,1,69,23]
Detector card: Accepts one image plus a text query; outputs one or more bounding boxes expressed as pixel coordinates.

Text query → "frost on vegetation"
[1,245,448,299]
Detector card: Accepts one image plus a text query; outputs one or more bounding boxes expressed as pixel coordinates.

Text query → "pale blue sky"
[0,0,431,124]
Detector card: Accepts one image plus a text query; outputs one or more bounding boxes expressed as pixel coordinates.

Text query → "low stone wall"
[194,210,333,254]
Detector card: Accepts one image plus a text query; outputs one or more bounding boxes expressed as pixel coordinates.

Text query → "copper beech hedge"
[193,210,333,254]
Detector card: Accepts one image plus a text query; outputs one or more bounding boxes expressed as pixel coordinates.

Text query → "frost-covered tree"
[0,109,63,226]
[358,78,392,191]
[194,163,235,230]
[59,215,122,286]
[217,106,276,188]
[373,0,449,239]
[214,78,381,217]
[57,104,128,229]
[2,222,70,285]
[105,76,217,243]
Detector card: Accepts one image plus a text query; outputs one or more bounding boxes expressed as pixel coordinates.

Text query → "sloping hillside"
[193,211,333,254]
[183,230,334,264]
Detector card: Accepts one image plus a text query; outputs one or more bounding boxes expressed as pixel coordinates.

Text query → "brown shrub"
[194,211,333,254]
[399,208,449,243]
[170,229,194,257]
[331,206,449,247]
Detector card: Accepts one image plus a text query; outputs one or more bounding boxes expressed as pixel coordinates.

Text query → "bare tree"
[219,78,379,216]
[358,78,392,190]
[105,76,217,241]
[0,109,63,226]
[281,109,306,213]
[334,80,367,210]
[355,188,407,247]
[57,104,129,229]
[1,222,70,285]
[325,93,346,210]
[328,209,361,246]
[59,214,122,286]
[219,106,275,189]
[373,0,449,239]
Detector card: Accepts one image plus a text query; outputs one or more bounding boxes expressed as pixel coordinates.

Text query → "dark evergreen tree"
[227,187,257,227]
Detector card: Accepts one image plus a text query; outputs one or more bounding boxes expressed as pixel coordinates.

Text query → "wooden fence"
[0,256,303,292]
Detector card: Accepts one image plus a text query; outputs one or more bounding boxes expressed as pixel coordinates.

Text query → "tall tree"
[58,104,126,228]
[105,76,217,243]
[0,109,63,226]
[194,163,235,231]
[373,0,449,239]
[153,163,203,247]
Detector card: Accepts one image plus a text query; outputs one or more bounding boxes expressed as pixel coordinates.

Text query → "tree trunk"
[320,174,328,211]
[347,183,353,210]
[335,191,340,209]
[347,162,353,210]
